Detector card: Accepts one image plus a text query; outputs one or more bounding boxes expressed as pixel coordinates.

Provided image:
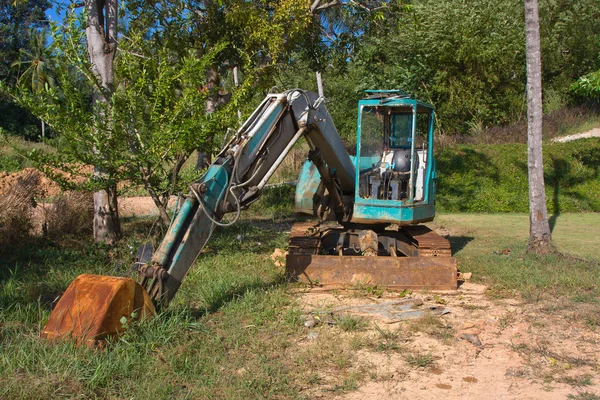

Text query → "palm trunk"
[524,0,552,253]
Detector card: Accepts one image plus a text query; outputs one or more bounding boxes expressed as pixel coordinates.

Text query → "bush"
[43,191,93,239]
[0,170,39,249]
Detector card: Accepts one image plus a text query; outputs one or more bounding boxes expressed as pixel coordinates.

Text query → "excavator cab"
[353,90,436,224]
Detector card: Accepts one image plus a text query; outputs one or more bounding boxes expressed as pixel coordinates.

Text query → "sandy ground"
[118,196,179,218]
[294,283,600,399]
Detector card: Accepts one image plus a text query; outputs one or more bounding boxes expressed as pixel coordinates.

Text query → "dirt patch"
[0,168,61,197]
[292,283,600,399]
[118,196,179,218]
[553,128,600,143]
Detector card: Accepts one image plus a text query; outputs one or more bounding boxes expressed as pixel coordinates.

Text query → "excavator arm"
[140,90,356,305]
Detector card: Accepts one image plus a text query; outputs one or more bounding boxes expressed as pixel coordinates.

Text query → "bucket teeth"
[41,274,156,344]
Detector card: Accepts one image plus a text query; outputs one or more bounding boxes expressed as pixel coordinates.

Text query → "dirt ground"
[294,283,600,399]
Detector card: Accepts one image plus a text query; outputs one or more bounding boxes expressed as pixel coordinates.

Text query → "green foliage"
[0,0,50,82]
[0,0,50,139]
[436,139,600,213]
[289,0,600,136]
[571,70,600,104]
[0,216,312,398]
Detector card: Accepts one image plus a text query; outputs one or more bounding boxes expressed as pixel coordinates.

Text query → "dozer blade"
[42,274,156,344]
[286,222,458,290]
[286,254,458,290]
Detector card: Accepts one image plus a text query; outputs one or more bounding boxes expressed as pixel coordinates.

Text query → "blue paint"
[246,103,283,155]
[152,197,196,266]
[294,90,438,226]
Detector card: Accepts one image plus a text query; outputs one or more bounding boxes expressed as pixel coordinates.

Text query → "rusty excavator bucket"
[42,274,156,344]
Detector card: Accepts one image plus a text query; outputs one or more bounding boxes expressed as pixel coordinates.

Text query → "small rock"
[307,332,318,340]
[304,317,317,328]
[459,333,482,347]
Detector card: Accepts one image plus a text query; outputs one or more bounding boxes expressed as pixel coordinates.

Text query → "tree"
[0,0,50,139]
[85,0,121,244]
[4,0,319,235]
[12,29,56,138]
[524,0,552,253]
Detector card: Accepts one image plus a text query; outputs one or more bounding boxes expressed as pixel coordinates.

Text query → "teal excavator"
[42,89,458,343]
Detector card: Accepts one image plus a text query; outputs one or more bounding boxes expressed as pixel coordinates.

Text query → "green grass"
[436,139,600,213]
[435,213,600,300]
[0,136,52,173]
[0,218,310,399]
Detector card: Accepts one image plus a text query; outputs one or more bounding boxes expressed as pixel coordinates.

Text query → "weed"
[43,191,93,238]
[562,375,593,387]
[0,170,39,248]
[336,314,368,332]
[408,314,455,342]
[499,312,516,330]
[372,324,402,352]
[404,351,434,368]
[568,392,600,400]
[349,281,385,297]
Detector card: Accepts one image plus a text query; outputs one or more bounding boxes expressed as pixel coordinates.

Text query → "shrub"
[0,170,39,249]
[43,191,93,239]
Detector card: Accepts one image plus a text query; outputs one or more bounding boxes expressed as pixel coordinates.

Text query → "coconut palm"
[11,29,56,138]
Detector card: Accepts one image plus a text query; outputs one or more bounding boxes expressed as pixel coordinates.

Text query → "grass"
[434,213,600,301]
[2,153,600,397]
[336,314,368,332]
[404,351,434,368]
[0,136,53,173]
[0,218,309,399]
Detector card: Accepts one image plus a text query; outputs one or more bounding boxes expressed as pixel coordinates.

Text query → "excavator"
[42,89,458,342]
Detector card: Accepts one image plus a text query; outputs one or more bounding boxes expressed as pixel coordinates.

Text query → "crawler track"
[286,222,458,290]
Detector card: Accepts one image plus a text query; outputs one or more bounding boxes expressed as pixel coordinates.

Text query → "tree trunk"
[93,182,121,244]
[233,66,242,120]
[316,71,324,97]
[524,0,552,254]
[86,0,121,244]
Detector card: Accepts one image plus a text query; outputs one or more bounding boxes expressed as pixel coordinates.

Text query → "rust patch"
[41,274,155,345]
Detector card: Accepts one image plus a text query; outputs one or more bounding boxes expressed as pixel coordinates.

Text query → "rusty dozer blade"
[286,222,459,290]
[42,274,156,344]
[286,254,458,290]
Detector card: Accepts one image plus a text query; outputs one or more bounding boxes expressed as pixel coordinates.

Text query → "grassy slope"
[436,138,600,213]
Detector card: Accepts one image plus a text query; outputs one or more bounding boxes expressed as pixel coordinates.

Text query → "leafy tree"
[3,0,328,236]
[0,0,50,81]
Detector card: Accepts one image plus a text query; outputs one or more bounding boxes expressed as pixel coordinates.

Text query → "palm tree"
[11,29,56,138]
[524,0,552,253]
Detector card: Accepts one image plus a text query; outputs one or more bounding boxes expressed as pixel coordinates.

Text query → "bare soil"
[294,283,600,399]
